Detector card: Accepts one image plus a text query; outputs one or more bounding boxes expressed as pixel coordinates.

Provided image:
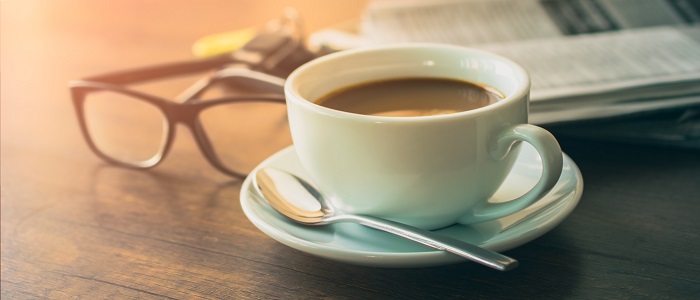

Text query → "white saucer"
[240,144,583,268]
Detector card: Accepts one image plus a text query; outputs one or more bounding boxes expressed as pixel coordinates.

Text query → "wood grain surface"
[2,1,699,299]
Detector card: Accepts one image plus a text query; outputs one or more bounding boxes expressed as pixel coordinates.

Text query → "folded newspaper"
[311,0,700,127]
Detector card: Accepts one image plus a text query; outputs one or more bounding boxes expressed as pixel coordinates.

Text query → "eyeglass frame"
[69,9,318,177]
[70,56,289,178]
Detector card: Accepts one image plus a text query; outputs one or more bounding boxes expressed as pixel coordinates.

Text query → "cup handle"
[460,124,563,224]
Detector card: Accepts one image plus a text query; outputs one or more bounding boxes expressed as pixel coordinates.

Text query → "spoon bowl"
[253,167,518,271]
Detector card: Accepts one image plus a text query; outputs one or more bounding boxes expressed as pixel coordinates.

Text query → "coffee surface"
[315,78,503,117]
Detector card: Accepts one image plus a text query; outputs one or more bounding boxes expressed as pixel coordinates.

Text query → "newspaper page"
[356,0,700,123]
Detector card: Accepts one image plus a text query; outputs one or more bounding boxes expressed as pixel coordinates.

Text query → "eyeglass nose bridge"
[166,103,213,148]
[167,104,199,125]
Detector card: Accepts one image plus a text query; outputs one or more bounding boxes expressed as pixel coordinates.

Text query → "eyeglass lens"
[198,101,291,175]
[83,90,168,165]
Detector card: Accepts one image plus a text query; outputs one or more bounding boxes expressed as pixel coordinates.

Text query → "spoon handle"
[328,214,518,271]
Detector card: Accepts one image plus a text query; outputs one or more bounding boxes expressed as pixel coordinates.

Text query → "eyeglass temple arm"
[81,54,236,85]
[217,68,286,92]
[82,14,306,86]
[81,25,299,86]
[176,68,286,102]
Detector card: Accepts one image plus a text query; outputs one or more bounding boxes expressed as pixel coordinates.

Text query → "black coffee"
[316,77,504,117]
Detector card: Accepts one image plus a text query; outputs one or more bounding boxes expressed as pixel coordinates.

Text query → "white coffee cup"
[285,44,563,230]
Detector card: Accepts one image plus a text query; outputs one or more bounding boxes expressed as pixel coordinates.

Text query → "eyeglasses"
[69,11,315,178]
[70,59,295,178]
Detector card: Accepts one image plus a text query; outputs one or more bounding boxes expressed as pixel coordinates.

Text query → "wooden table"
[2,1,699,299]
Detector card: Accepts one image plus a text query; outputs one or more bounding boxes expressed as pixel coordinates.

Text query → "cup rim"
[285,43,531,122]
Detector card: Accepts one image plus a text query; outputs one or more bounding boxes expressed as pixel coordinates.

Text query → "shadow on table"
[274,228,581,299]
[86,164,244,228]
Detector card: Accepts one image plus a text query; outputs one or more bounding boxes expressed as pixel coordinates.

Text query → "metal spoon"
[252,167,518,271]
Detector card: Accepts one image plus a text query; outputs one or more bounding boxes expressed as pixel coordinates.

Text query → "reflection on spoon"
[252,167,518,271]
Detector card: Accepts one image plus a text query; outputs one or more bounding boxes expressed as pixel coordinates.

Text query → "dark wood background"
[2,1,699,299]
